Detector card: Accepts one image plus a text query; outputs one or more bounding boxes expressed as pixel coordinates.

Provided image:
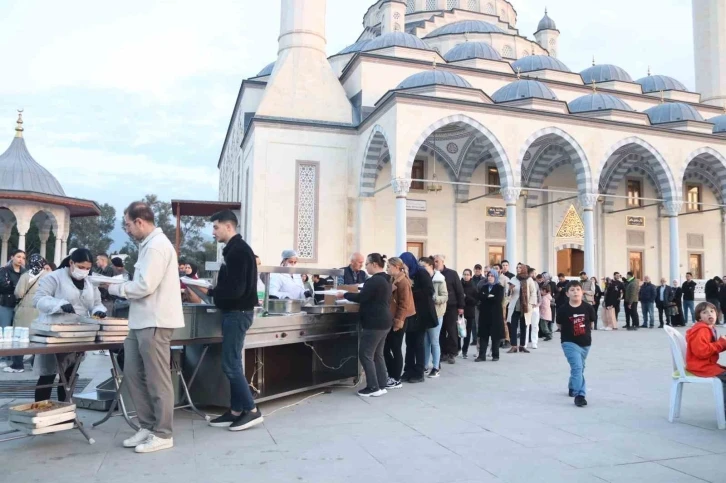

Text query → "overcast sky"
[0,0,694,247]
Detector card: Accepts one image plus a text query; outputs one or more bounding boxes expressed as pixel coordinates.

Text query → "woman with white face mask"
[32,248,107,401]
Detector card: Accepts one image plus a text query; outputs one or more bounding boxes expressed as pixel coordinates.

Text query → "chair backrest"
[664,325,688,376]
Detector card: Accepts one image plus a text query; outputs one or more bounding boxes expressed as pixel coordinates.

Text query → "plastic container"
[2,326,13,340]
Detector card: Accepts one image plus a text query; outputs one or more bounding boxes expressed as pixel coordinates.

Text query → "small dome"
[512,55,570,73]
[398,70,472,89]
[710,114,726,134]
[569,93,634,113]
[0,133,65,197]
[425,20,505,38]
[635,74,688,93]
[338,39,371,55]
[492,79,558,102]
[644,103,705,124]
[256,62,275,77]
[362,32,431,52]
[580,64,633,84]
[536,10,557,32]
[444,42,502,62]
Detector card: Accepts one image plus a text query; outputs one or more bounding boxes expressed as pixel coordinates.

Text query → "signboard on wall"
[406,199,427,212]
[487,207,506,218]
[626,216,645,227]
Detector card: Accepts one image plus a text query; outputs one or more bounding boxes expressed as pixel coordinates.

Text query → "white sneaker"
[604,327,613,331]
[135,435,174,454]
[123,428,151,448]
[3,367,23,373]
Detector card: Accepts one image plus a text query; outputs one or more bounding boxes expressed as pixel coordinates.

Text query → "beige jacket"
[432,271,449,319]
[109,228,184,330]
[13,271,49,328]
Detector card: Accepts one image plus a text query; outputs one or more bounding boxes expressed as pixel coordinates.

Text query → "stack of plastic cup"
[2,327,13,345]
[17,327,29,343]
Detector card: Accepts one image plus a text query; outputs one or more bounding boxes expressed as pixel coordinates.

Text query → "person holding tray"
[33,248,107,402]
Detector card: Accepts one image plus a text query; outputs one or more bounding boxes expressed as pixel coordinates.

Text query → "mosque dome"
[512,55,570,73]
[710,114,726,134]
[644,103,705,124]
[398,70,472,89]
[338,39,372,55]
[635,74,688,93]
[492,79,558,103]
[580,64,633,84]
[257,62,275,77]
[362,32,431,52]
[425,20,505,39]
[444,42,502,62]
[536,10,557,32]
[0,116,66,197]
[568,93,634,113]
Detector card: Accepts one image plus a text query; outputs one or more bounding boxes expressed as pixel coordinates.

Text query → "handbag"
[666,305,679,317]
[457,314,467,338]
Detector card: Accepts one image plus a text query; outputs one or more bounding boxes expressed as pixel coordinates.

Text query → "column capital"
[501,188,521,205]
[578,193,599,210]
[663,201,683,218]
[392,178,411,197]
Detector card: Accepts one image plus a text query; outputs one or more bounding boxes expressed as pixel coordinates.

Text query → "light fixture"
[428,130,443,193]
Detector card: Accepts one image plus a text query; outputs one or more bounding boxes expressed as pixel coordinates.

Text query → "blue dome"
[710,114,726,134]
[635,74,688,93]
[536,11,557,32]
[398,70,472,89]
[644,103,705,124]
[362,32,431,52]
[569,93,634,113]
[512,55,570,73]
[444,42,502,62]
[492,79,558,102]
[580,64,633,84]
[256,62,275,77]
[338,39,372,55]
[425,20,505,38]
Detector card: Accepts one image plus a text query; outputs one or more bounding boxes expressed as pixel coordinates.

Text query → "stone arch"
[30,209,59,234]
[554,242,584,252]
[598,137,678,212]
[518,127,593,207]
[360,125,390,198]
[405,114,513,201]
[678,147,726,206]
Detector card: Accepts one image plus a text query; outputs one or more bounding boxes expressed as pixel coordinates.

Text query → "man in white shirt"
[109,202,184,454]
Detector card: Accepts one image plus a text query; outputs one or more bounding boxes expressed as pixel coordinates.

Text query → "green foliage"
[68,204,116,257]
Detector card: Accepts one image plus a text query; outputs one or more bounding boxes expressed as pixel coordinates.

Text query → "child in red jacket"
[685,302,726,391]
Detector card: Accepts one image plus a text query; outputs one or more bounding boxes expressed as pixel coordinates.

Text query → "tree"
[68,203,116,256]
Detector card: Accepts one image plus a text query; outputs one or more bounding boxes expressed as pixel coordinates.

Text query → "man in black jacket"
[434,254,465,364]
[681,272,697,325]
[206,210,263,432]
[705,276,722,324]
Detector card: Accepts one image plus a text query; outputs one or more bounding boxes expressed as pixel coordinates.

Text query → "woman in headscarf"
[476,270,505,361]
[269,250,309,300]
[14,255,52,330]
[400,252,437,383]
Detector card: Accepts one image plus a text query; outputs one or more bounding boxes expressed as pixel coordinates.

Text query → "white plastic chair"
[664,325,726,429]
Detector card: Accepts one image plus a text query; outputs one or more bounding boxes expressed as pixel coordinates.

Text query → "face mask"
[71,267,90,281]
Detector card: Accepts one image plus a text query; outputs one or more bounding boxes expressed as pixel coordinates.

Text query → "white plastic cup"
[18,327,29,341]
[2,327,12,340]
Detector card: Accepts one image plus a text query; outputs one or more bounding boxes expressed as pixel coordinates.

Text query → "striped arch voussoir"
[679,147,726,205]
[360,125,390,198]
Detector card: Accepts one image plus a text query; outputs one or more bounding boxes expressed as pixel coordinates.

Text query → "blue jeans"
[683,300,695,324]
[562,342,590,397]
[221,310,256,412]
[0,306,22,369]
[641,302,655,327]
[425,317,443,370]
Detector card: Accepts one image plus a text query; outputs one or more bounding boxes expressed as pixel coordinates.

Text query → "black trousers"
[462,317,474,355]
[592,302,600,330]
[508,311,527,347]
[477,323,500,359]
[625,302,639,328]
[440,308,460,357]
[384,328,405,381]
[35,365,75,402]
[403,330,426,379]
[614,301,621,321]
[656,302,670,327]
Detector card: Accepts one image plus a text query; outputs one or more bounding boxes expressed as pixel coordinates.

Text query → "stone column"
[54,237,62,266]
[17,234,26,251]
[502,188,521,265]
[61,238,68,260]
[39,231,50,259]
[579,193,599,276]
[392,178,411,256]
[1,234,9,264]
[664,201,682,283]
[722,210,726,275]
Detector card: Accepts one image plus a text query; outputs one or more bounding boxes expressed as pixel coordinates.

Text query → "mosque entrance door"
[557,249,584,277]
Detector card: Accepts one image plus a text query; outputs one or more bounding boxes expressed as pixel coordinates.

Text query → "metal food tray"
[9,420,75,435]
[31,335,96,344]
[9,411,76,428]
[9,400,76,418]
[81,316,128,326]
[99,326,129,332]
[32,322,101,332]
[31,329,99,338]
[96,335,126,342]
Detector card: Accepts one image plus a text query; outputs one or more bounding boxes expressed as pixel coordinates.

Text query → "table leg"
[175,345,210,421]
[55,353,94,444]
[92,352,139,430]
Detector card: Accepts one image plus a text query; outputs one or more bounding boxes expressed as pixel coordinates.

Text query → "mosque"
[218,0,726,283]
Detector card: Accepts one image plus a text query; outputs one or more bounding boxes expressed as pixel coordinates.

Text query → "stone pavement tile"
[658,454,726,483]
[381,453,498,483]
[193,420,276,447]
[604,433,712,460]
[4,448,106,481]
[194,442,288,468]
[480,416,590,448]
[356,433,453,463]
[472,452,604,483]
[536,441,646,469]
[589,462,711,483]
[402,414,488,438]
[640,422,726,453]
[551,421,642,442]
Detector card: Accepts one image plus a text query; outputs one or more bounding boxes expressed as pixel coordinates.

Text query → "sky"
[0,0,695,248]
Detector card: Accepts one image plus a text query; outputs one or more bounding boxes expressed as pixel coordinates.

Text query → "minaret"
[256,0,353,123]
[534,8,560,58]
[381,0,406,34]
[692,0,726,107]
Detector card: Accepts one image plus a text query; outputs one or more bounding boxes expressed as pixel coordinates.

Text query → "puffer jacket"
[432,271,448,319]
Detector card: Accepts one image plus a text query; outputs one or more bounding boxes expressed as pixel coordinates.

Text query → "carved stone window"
[468,0,480,10]
[502,45,514,58]
[486,221,506,240]
[556,205,585,238]
[687,233,704,249]
[406,0,415,13]
[485,2,495,14]
[626,230,645,246]
[294,162,319,261]
[447,0,458,9]
[426,0,437,10]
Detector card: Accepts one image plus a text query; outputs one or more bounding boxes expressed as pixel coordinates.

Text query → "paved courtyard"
[1,326,725,483]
